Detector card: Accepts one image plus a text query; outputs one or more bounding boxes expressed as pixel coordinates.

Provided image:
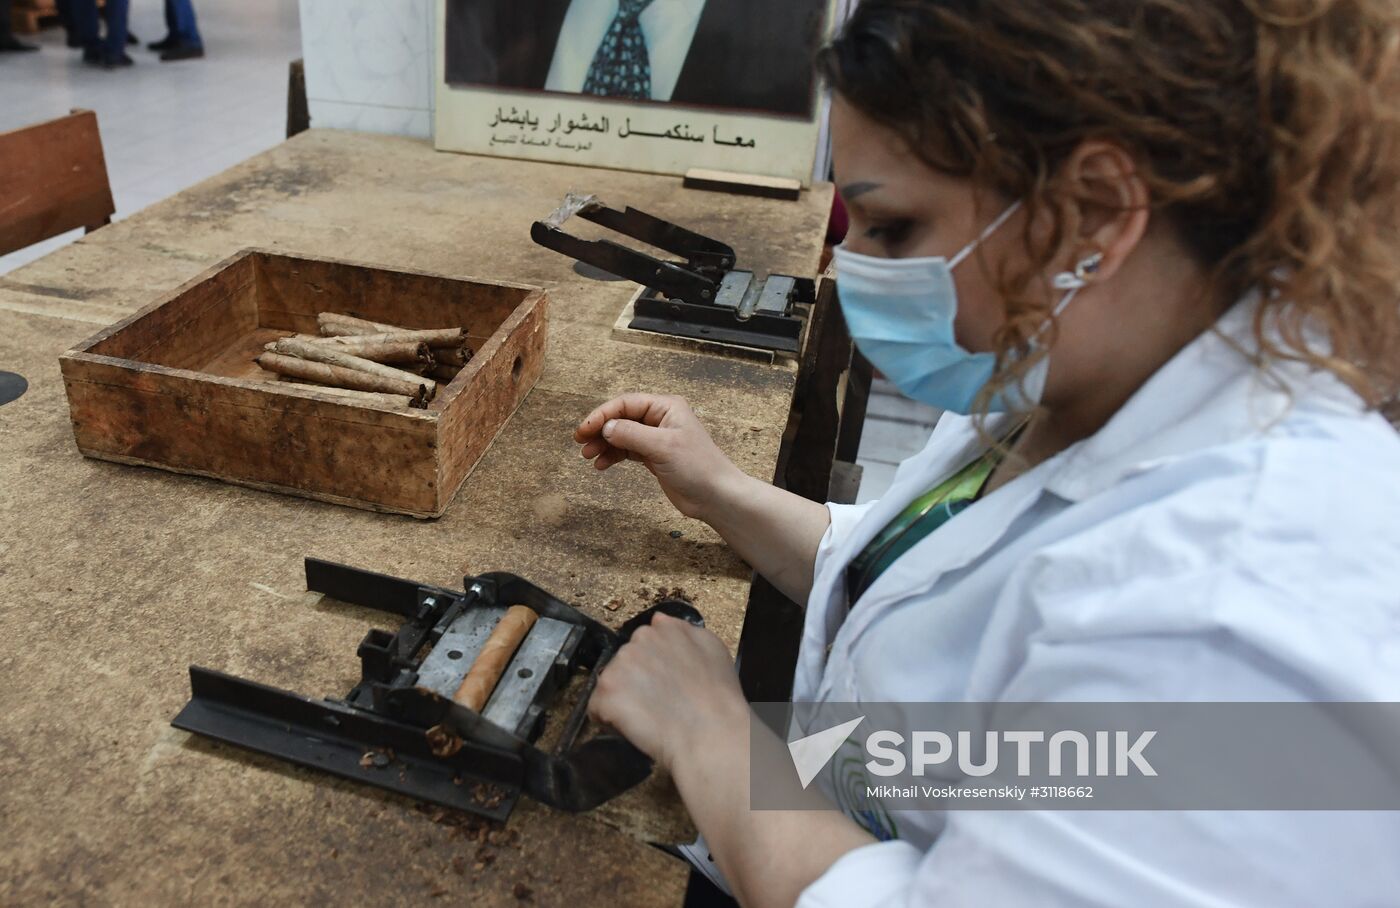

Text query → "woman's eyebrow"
[840,181,883,201]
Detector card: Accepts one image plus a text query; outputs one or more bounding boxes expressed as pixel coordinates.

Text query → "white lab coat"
[794,299,1400,907]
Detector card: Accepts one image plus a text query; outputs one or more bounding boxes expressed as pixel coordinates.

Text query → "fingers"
[587,668,622,729]
[597,417,671,463]
[574,393,677,443]
[580,436,648,464]
[583,437,648,470]
[593,447,627,471]
[584,614,734,767]
[576,393,698,476]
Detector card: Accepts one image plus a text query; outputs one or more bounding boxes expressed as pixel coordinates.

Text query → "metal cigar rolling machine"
[173,558,701,821]
[531,193,815,357]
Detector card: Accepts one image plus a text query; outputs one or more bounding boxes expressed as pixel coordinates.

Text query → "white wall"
[298,0,436,139]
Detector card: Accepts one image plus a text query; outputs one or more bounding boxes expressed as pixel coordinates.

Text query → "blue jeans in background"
[166,0,202,48]
[60,0,99,49]
[98,0,128,57]
[62,0,128,59]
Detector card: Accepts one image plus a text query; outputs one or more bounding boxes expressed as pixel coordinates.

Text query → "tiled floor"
[0,0,303,274]
[0,0,930,500]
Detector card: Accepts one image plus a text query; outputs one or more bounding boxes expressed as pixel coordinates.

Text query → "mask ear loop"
[1048,250,1104,316]
[948,200,1024,269]
[1009,250,1105,404]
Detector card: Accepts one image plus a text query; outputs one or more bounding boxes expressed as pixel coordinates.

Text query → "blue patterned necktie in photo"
[582,0,657,100]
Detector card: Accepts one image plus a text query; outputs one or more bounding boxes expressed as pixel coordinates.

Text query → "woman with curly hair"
[574,1,1400,904]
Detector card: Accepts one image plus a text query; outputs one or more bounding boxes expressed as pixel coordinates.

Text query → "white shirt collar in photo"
[545,0,709,101]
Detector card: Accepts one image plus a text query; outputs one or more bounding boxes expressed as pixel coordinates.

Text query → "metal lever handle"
[551,600,704,757]
[531,221,720,304]
[578,205,735,272]
[531,600,705,811]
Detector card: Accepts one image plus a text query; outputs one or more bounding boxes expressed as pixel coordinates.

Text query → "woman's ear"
[1055,139,1150,283]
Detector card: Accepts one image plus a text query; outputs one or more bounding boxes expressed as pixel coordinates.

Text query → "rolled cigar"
[267,337,431,366]
[317,312,409,336]
[257,352,428,400]
[318,322,471,350]
[453,605,538,712]
[279,381,416,409]
[317,320,470,348]
[271,338,437,397]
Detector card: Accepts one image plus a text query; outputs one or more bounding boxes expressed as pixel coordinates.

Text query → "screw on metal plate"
[0,372,27,407]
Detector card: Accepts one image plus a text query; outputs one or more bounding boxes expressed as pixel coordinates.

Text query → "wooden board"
[59,249,547,517]
[683,167,804,201]
[8,0,103,33]
[0,110,114,252]
[8,2,51,34]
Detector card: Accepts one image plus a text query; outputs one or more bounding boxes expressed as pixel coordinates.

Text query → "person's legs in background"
[148,0,178,51]
[160,0,202,61]
[0,0,40,51]
[87,0,131,67]
[55,0,84,48]
[65,0,103,60]
[98,0,138,45]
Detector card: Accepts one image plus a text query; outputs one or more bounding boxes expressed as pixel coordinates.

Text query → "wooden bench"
[0,110,115,257]
[9,0,56,35]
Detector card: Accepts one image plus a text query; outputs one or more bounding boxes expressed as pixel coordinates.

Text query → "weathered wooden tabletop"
[0,130,833,906]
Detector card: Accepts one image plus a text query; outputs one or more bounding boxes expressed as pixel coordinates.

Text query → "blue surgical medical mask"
[834,201,1087,414]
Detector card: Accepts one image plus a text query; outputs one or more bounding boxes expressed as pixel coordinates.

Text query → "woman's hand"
[574,393,745,521]
[575,391,831,604]
[587,613,749,773]
[589,614,878,908]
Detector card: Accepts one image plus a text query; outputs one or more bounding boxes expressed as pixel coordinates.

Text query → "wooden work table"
[0,130,834,905]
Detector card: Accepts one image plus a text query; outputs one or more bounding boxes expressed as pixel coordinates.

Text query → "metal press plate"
[416,609,580,738]
[482,618,579,737]
[757,276,796,314]
[714,270,753,310]
[415,605,507,698]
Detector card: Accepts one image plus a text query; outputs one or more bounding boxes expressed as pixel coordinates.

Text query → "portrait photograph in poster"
[444,0,827,116]
[434,0,839,183]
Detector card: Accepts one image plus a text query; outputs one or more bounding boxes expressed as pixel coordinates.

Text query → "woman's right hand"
[574,393,746,522]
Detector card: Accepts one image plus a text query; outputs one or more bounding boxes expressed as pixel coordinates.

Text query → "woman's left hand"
[587,613,749,773]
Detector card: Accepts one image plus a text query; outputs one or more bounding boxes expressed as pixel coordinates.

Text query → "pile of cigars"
[255,312,475,409]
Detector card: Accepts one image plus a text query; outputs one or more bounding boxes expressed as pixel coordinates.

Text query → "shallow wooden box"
[59,249,548,518]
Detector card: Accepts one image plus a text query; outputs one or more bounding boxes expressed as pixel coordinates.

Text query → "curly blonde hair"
[818,0,1400,412]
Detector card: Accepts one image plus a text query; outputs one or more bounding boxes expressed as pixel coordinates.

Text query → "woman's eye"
[864,220,913,245]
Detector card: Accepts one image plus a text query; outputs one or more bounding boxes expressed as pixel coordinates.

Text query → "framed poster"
[434,0,838,184]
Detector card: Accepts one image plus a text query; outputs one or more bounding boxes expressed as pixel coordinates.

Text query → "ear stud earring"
[1052,251,1105,290]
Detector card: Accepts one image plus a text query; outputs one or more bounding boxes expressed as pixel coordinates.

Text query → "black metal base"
[172,558,702,823]
[173,666,521,821]
[630,292,807,355]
